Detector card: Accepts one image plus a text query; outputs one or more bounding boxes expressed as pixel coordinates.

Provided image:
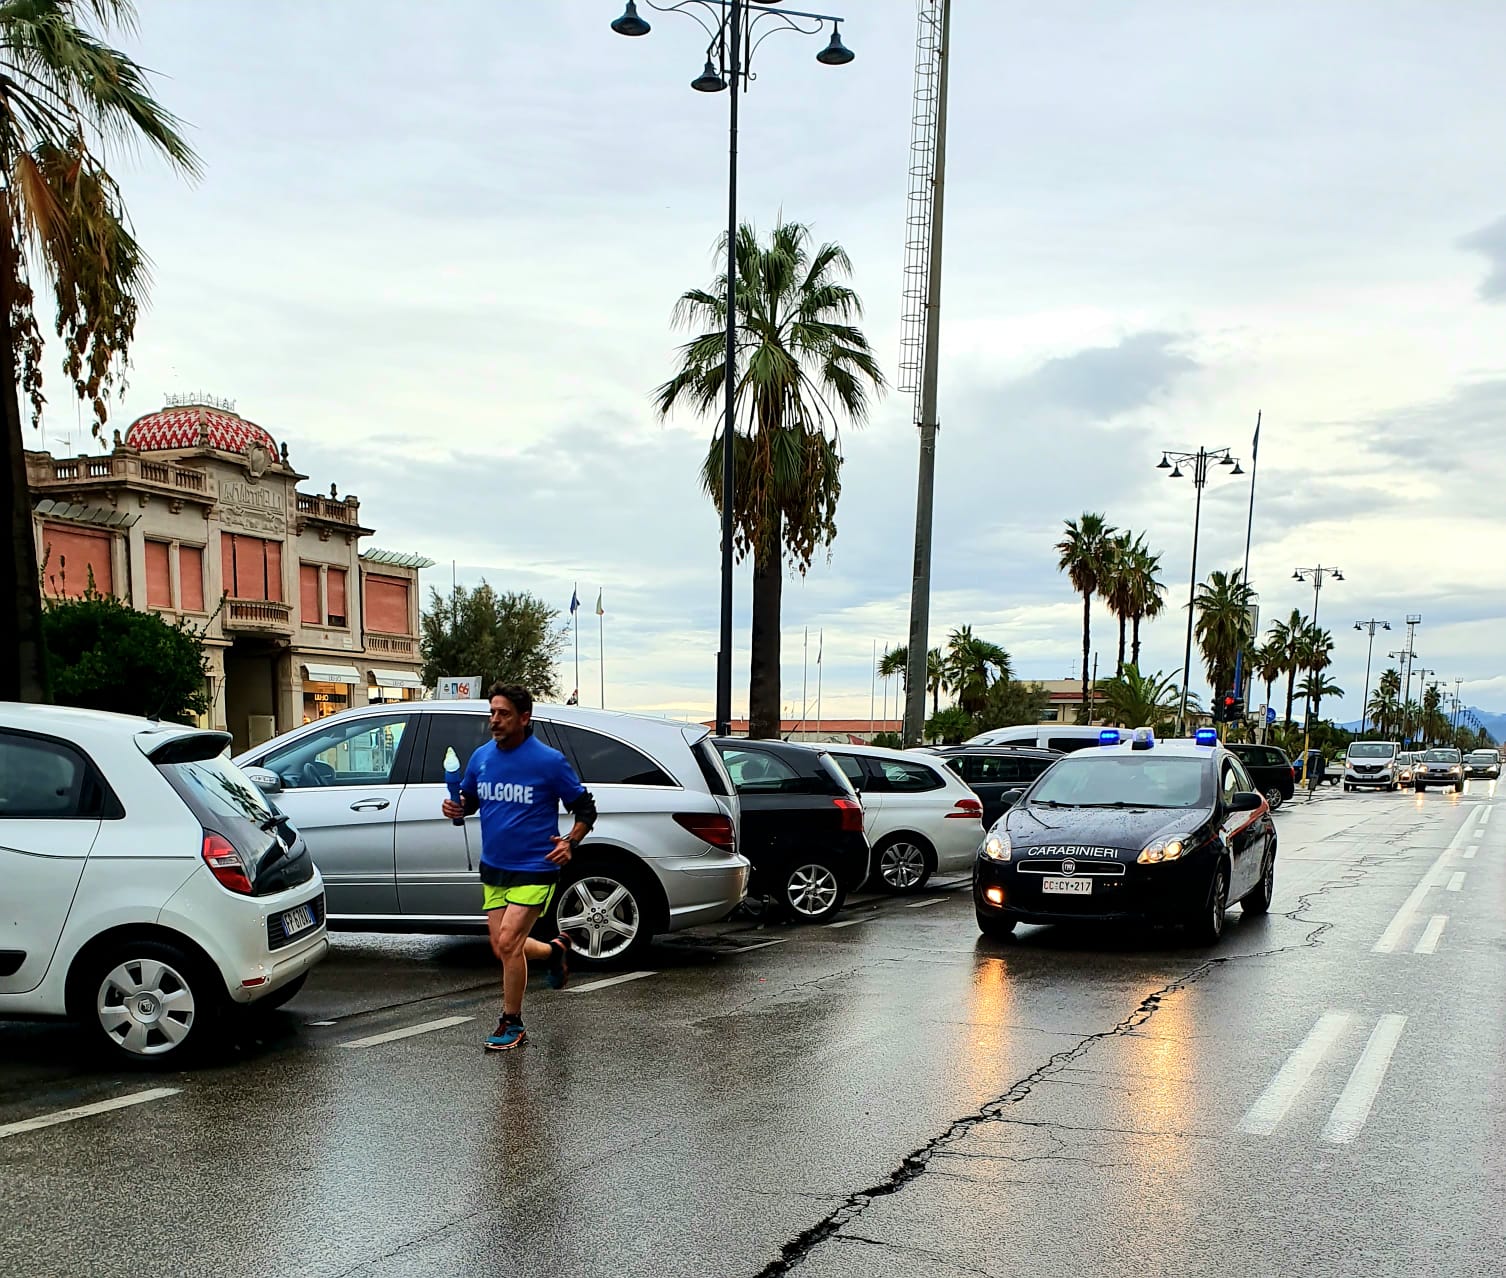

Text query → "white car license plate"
[1041,877,1092,896]
[280,903,316,935]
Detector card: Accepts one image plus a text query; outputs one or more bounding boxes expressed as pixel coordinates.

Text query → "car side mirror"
[1000,788,1025,806]
[244,766,282,795]
[1230,791,1262,812]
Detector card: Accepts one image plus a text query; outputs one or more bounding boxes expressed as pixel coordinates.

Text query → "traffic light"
[1220,692,1240,723]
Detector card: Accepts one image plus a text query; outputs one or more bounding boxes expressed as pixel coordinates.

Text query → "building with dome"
[25,395,433,751]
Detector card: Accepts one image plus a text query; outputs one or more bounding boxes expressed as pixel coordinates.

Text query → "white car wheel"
[87,941,218,1062]
[555,872,647,964]
[874,838,932,892]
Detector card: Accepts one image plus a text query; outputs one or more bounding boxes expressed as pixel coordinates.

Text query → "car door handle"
[349,799,391,812]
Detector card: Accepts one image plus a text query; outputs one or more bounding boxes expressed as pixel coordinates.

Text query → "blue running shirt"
[460,734,587,878]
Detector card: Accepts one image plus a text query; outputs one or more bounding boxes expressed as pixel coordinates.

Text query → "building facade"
[26,396,433,752]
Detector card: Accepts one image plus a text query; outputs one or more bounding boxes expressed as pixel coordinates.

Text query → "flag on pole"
[817,631,823,664]
[595,589,604,617]
[566,689,579,705]
[569,586,580,615]
[1252,411,1261,461]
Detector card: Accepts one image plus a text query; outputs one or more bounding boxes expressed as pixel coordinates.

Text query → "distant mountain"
[1338,706,1502,745]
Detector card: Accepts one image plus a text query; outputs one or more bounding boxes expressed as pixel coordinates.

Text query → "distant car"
[1295,749,1336,788]
[963,724,1111,754]
[921,744,1063,827]
[816,743,984,892]
[1344,740,1400,791]
[1395,752,1418,786]
[714,738,871,923]
[1464,749,1501,779]
[1226,742,1296,810]
[1,704,329,1065]
[237,702,749,967]
[973,728,1277,946]
[1413,748,1464,792]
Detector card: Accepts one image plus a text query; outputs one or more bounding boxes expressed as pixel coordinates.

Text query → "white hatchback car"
[0,704,329,1065]
[817,742,985,891]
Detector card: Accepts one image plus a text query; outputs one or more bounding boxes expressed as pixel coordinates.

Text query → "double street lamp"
[611,1,855,737]
[1354,618,1391,735]
[1292,564,1342,794]
[1157,446,1244,735]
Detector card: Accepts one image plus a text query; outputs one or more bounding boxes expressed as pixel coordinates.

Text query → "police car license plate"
[280,903,316,935]
[1041,878,1092,896]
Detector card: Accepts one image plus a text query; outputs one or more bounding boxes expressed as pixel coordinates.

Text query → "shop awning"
[302,662,362,685]
[369,667,426,690]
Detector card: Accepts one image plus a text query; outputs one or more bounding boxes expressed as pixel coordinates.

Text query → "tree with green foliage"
[657,220,884,739]
[870,731,902,749]
[878,642,945,715]
[973,678,1050,734]
[1056,512,1116,720]
[1194,569,1256,698]
[1094,664,1184,734]
[925,706,974,745]
[941,625,1011,717]
[1,1,199,703]
[42,590,208,722]
[420,583,566,699]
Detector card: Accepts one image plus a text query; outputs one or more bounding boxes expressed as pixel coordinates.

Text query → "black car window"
[869,757,944,793]
[1219,761,1243,804]
[0,731,92,819]
[1048,736,1098,754]
[952,755,1021,784]
[553,724,674,787]
[418,713,492,783]
[719,746,804,792]
[1020,757,1055,781]
[831,754,867,789]
[262,714,411,788]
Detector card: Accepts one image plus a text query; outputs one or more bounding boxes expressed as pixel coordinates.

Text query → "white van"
[963,724,1106,753]
[1344,741,1400,791]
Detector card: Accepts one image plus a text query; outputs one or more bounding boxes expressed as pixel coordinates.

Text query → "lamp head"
[815,24,855,66]
[1231,461,1245,475]
[610,1,651,37]
[691,59,728,92]
[1292,570,1303,581]
[1157,453,1171,469]
[1169,464,1184,479]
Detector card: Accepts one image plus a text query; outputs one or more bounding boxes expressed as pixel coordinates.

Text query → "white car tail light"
[946,797,984,819]
[201,832,254,894]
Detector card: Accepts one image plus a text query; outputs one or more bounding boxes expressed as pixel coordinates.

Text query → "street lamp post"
[1157,446,1244,735]
[1400,613,1422,745]
[1416,669,1438,744]
[611,1,855,738]
[1452,677,1464,739]
[1292,564,1342,795]
[1354,618,1391,735]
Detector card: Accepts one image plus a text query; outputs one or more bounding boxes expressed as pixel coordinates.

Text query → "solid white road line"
[0,1087,180,1140]
[1413,915,1448,955]
[1373,818,1476,953]
[733,939,787,952]
[341,1015,473,1048]
[1464,845,1479,860]
[1446,872,1466,892]
[1239,1011,1352,1136]
[827,916,869,928]
[566,970,656,994]
[906,897,949,909]
[1322,1014,1408,1144]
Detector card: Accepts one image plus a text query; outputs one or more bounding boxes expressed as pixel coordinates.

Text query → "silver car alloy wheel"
[1210,870,1228,939]
[1263,787,1284,811]
[879,841,927,889]
[557,875,641,960]
[96,958,197,1057]
[788,863,840,917]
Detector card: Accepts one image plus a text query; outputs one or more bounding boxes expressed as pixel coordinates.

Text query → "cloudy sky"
[34,2,1506,725]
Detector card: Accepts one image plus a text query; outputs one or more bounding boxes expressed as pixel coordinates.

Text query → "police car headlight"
[982,832,1011,862]
[1138,838,1186,865]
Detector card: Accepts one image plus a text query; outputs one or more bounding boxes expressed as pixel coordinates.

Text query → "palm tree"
[1254,639,1285,722]
[658,220,884,738]
[1126,538,1166,670]
[1267,609,1308,727]
[1193,569,1256,699]
[877,643,945,714]
[1103,532,1136,674]
[942,626,1011,717]
[1297,673,1344,723]
[1094,664,1184,733]
[1056,512,1116,722]
[1,1,198,701]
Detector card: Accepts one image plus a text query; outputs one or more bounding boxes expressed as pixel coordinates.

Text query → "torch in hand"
[444,747,465,826]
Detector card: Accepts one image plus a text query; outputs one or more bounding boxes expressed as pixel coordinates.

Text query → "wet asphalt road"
[2,781,1502,1278]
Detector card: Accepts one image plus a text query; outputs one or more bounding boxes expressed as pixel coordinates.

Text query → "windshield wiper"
[1074,801,1178,809]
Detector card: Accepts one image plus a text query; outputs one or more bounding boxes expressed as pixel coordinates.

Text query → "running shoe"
[485,1017,527,1052]
[547,935,573,990]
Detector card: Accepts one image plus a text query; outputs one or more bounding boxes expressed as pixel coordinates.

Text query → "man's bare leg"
[488,905,554,1018]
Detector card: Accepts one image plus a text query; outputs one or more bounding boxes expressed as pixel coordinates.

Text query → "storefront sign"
[437,676,481,700]
[220,478,286,535]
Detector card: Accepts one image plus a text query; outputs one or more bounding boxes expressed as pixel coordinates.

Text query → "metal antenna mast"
[900,0,949,746]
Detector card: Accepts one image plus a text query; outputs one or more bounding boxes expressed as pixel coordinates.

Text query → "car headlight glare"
[983,832,1011,862]
[1138,838,1185,865]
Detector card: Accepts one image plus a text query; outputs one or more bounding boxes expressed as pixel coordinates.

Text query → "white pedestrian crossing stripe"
[1239,1011,1407,1144]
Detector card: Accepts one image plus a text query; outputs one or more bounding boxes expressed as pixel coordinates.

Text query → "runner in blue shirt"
[441,683,596,1051]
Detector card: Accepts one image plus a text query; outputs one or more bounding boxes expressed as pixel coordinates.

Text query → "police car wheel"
[1241,850,1275,916]
[975,908,1016,939]
[1188,867,1228,946]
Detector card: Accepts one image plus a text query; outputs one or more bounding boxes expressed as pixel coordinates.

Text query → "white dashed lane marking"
[566,970,656,994]
[1446,872,1465,892]
[1413,915,1448,954]
[341,1015,473,1048]
[1464,845,1479,860]
[906,897,949,909]
[0,1088,180,1140]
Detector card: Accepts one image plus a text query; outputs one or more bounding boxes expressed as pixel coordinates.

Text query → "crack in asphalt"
[748,846,1387,1277]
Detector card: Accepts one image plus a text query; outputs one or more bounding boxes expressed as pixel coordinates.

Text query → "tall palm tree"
[1056,512,1116,722]
[1193,569,1256,698]
[1367,667,1401,737]
[1,0,199,701]
[1094,664,1183,734]
[877,643,945,714]
[1297,673,1344,724]
[942,625,1011,717]
[658,220,884,738]
[1267,609,1308,726]
[1295,625,1334,724]
[1103,532,1136,674]
[1127,538,1166,670]
[1254,639,1285,722]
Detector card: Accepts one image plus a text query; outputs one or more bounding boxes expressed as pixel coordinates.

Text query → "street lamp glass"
[1219,453,1235,466]
[815,26,856,66]
[610,1,651,37]
[1231,461,1244,475]
[1333,570,1344,581]
[1292,571,1303,581]
[691,59,728,92]
[1169,464,1183,478]
[1157,454,1171,469]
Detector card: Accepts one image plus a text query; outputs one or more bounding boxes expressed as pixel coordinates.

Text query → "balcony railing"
[34,453,209,496]
[365,631,417,657]
[225,598,293,631]
[296,492,358,524]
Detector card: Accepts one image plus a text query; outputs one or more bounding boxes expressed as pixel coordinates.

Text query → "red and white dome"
[125,401,276,454]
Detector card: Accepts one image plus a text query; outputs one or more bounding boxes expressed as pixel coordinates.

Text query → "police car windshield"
[1029,755,1209,809]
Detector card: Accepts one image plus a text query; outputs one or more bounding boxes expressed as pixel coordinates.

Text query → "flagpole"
[870,639,876,738]
[596,589,605,708]
[800,627,808,740]
[816,628,824,740]
[572,581,580,702]
[1242,411,1260,590]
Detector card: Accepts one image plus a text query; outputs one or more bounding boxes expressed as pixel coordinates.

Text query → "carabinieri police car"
[973,727,1277,945]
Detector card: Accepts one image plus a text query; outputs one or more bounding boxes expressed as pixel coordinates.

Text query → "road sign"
[1265,706,1277,724]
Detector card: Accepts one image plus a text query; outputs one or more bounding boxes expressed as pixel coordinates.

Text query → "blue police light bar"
[1132,727,1155,750]
[1099,729,1121,745]
[1194,728,1219,746]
